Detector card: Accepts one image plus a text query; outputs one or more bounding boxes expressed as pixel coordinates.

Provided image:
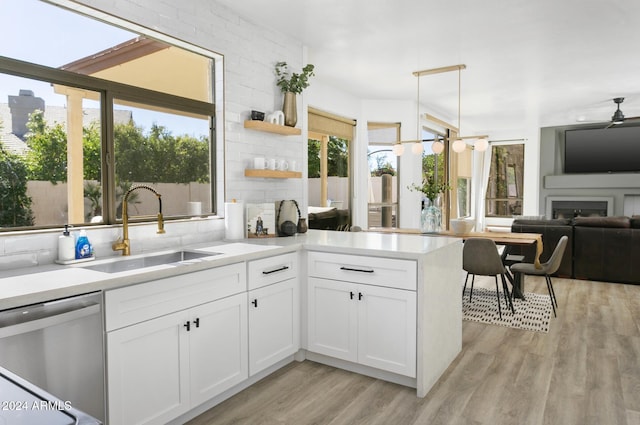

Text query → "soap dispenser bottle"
[58,225,75,262]
[75,229,94,259]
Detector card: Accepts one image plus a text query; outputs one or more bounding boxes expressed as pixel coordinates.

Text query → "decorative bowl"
[450,218,475,235]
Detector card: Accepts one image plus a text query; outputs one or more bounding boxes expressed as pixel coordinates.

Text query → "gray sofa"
[511,216,640,285]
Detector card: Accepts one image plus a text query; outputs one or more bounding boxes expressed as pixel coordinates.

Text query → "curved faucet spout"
[112,184,166,256]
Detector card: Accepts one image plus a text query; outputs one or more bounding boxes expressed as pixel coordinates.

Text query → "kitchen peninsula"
[0,230,462,424]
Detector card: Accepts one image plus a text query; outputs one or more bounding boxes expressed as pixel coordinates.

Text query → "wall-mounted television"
[564,126,640,173]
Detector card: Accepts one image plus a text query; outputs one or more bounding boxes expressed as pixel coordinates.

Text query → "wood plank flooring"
[187,276,640,425]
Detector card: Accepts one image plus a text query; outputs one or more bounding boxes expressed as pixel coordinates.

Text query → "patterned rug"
[462,287,552,333]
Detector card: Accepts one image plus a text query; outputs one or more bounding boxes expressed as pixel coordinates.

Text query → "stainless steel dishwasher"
[0,291,105,423]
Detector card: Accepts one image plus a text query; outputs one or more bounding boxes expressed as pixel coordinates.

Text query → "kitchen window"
[0,0,219,231]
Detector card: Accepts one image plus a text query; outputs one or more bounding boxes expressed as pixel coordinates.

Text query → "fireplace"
[546,196,613,219]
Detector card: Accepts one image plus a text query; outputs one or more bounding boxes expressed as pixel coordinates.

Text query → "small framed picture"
[246,203,276,238]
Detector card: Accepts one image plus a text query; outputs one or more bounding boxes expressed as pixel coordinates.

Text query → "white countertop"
[0,230,460,310]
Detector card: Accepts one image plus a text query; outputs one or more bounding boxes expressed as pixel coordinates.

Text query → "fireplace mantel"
[544,173,640,189]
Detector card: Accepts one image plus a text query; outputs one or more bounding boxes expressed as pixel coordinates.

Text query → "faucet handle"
[112,237,128,253]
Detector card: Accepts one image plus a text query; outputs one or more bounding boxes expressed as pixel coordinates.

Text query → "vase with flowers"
[275,61,315,127]
[409,175,450,233]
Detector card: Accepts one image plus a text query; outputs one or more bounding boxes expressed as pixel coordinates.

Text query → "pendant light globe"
[474,138,489,152]
[432,140,445,154]
[452,138,466,153]
[392,142,405,156]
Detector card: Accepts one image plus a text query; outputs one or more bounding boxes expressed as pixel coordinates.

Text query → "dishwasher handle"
[0,303,100,339]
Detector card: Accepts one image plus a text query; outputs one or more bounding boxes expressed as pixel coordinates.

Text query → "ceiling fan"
[605,97,640,128]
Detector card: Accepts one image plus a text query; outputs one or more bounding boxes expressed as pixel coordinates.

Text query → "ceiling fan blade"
[604,116,640,128]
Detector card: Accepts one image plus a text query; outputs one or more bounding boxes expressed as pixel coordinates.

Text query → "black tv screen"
[564,126,640,173]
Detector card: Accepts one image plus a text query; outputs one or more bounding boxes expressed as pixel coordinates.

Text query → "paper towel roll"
[225,200,245,240]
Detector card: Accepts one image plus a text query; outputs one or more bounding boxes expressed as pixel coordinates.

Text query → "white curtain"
[473,144,492,232]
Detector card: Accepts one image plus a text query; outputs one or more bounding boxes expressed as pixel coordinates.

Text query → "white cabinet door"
[107,310,190,425]
[107,294,249,425]
[248,278,299,375]
[307,278,416,377]
[307,277,358,363]
[357,285,416,377]
[189,293,248,406]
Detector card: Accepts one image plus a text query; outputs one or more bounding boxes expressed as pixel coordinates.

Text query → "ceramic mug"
[290,160,298,172]
[254,157,266,169]
[278,159,289,171]
[267,158,277,170]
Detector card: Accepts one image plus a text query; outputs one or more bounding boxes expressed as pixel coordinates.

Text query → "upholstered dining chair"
[463,237,515,319]
[510,235,568,317]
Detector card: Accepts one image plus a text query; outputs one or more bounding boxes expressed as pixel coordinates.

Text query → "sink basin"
[82,250,220,273]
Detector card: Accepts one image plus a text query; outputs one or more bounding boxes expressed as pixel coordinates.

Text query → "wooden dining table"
[367,228,543,299]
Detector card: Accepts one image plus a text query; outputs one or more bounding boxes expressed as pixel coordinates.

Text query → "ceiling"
[216,0,640,138]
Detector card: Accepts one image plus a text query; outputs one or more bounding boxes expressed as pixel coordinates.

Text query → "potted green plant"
[409,175,450,204]
[275,62,315,126]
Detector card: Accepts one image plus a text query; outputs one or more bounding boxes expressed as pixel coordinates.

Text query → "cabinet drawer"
[247,252,297,290]
[105,262,246,331]
[307,252,416,291]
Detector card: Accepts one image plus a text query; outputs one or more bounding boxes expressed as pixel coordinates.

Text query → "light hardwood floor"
[188,276,640,425]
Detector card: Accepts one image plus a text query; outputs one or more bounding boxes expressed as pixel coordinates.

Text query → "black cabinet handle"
[194,318,200,328]
[340,266,374,273]
[358,292,363,301]
[262,266,289,275]
[350,291,355,299]
[184,321,191,331]
[252,299,258,308]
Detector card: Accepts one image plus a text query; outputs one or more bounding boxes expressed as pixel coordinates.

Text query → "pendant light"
[392,141,405,156]
[392,64,484,156]
[432,136,444,154]
[412,75,424,154]
[451,67,466,153]
[474,137,489,151]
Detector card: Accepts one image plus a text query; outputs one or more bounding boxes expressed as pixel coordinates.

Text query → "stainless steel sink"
[82,250,220,273]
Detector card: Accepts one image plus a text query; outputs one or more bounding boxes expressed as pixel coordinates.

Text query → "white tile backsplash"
[0,218,225,272]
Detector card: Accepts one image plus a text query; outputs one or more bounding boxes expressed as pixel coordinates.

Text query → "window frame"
[0,54,217,230]
[366,122,400,229]
[484,142,525,218]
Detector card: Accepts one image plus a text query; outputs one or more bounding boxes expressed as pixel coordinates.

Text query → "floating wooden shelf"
[244,120,301,135]
[244,169,302,179]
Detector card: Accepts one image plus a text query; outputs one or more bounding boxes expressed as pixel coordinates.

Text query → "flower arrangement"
[409,175,450,203]
[275,62,315,94]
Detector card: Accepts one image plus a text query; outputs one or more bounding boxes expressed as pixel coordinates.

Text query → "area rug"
[462,287,552,333]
